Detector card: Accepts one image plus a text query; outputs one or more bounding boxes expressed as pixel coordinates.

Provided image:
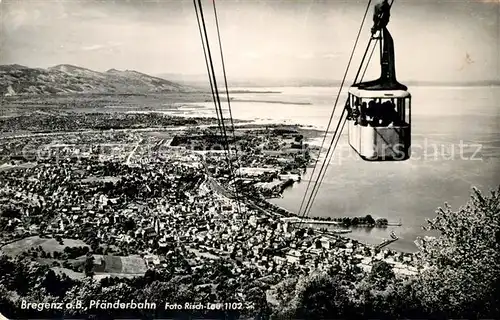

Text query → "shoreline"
[266,193,418,253]
[254,194,409,251]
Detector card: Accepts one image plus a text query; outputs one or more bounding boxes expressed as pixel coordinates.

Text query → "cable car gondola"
[348,0,411,161]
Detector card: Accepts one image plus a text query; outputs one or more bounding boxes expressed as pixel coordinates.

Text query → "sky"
[0,0,499,83]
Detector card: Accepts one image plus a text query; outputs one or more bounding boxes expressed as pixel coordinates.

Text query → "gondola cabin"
[347,11,411,161]
[347,87,411,161]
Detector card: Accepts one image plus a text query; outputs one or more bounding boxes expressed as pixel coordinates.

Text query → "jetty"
[315,229,352,239]
[375,235,399,250]
[281,217,342,226]
[387,221,402,226]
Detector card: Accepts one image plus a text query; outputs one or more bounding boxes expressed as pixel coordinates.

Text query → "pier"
[316,229,352,237]
[292,220,342,226]
[387,222,402,226]
[375,237,399,250]
[281,217,342,225]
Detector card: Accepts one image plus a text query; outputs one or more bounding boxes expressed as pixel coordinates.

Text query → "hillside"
[0,64,194,96]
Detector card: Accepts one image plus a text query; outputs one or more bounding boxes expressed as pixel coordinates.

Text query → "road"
[125,138,143,165]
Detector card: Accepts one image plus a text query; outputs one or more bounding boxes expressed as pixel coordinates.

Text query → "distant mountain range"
[157,73,500,88]
[0,64,194,96]
[1,64,497,97]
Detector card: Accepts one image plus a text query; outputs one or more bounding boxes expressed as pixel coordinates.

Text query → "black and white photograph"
[0,0,499,318]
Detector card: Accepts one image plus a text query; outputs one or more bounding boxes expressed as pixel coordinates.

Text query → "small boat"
[390,231,398,239]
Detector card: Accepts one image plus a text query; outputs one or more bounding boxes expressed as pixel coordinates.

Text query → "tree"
[41,269,75,297]
[245,286,271,318]
[63,278,102,317]
[351,217,359,225]
[55,236,64,245]
[123,218,136,232]
[294,135,303,142]
[365,214,375,225]
[292,273,353,319]
[84,254,95,278]
[143,269,160,285]
[1,206,21,218]
[267,277,299,318]
[414,187,500,318]
[315,239,322,249]
[0,284,16,318]
[368,260,395,290]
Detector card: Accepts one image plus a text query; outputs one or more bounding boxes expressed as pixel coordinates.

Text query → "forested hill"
[0,64,195,96]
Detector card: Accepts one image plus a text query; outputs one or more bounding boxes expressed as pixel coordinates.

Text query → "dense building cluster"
[0,112,214,133]
[0,117,423,318]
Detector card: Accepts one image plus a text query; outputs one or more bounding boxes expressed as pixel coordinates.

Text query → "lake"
[183,86,500,252]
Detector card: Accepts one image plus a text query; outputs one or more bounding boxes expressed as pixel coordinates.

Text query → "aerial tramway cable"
[302,112,347,219]
[212,1,237,139]
[193,0,241,214]
[211,0,243,214]
[302,39,375,220]
[194,0,230,150]
[297,0,374,219]
[193,0,224,138]
[300,0,396,223]
[303,0,396,219]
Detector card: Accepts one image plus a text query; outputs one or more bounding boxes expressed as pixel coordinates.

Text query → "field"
[59,254,147,280]
[51,266,85,280]
[0,236,89,256]
[109,255,147,274]
[0,162,37,172]
[83,254,147,274]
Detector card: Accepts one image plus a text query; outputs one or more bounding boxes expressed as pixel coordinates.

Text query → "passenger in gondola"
[351,109,360,125]
[367,100,382,126]
[359,101,368,126]
[384,101,403,126]
[379,100,396,126]
[351,99,361,125]
[389,108,402,126]
[365,100,374,125]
